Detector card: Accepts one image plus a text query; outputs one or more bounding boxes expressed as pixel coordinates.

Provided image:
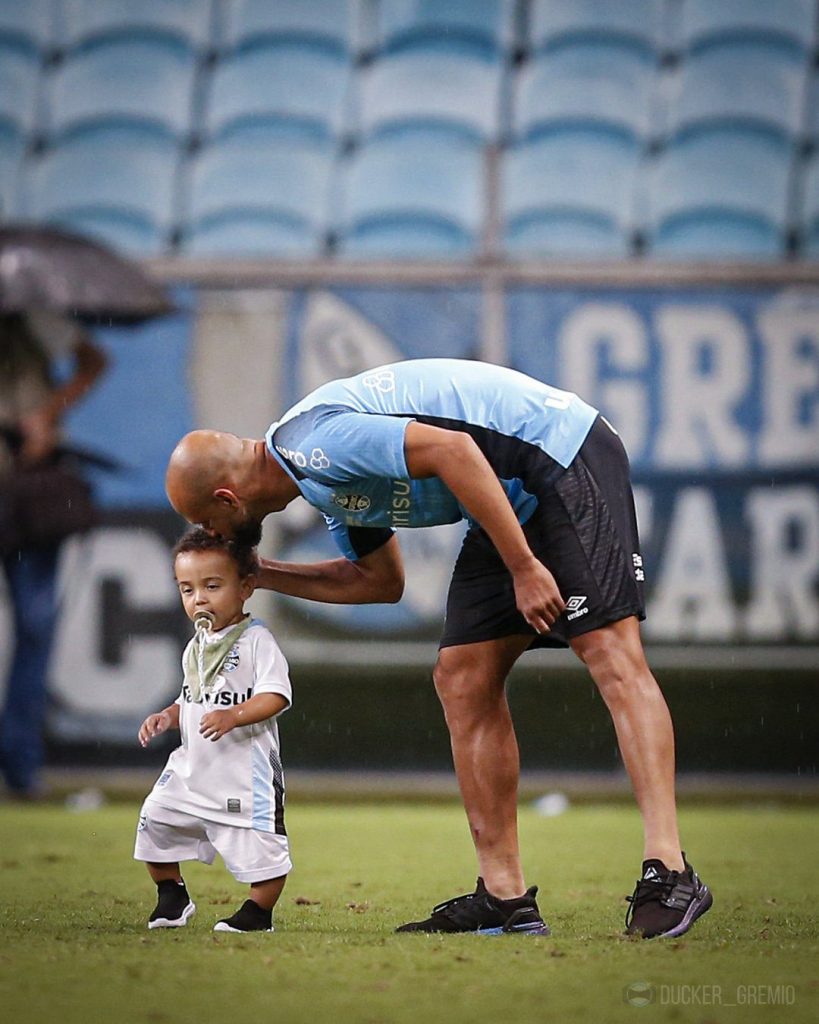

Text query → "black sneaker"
[625,854,713,939]
[213,899,274,933]
[396,877,550,936]
[148,879,196,930]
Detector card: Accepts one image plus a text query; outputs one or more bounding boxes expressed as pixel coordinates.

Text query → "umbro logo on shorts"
[566,595,589,621]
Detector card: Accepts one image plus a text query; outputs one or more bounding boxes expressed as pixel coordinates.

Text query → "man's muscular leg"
[571,617,684,871]
[433,636,533,899]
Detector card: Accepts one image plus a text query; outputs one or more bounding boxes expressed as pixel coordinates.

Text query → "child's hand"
[138,711,173,747]
[199,708,238,742]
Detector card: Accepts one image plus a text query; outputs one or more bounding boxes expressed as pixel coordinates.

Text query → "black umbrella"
[0,224,174,323]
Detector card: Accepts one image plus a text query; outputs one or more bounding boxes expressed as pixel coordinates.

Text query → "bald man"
[167,358,712,940]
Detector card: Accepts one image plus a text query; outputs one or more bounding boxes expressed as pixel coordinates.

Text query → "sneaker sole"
[148,900,196,930]
[213,922,273,933]
[657,887,713,939]
[477,922,551,937]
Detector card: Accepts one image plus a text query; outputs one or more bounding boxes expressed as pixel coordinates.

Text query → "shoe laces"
[432,890,486,921]
[624,872,679,929]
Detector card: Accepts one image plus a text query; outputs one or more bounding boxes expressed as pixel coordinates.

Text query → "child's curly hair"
[172,527,258,579]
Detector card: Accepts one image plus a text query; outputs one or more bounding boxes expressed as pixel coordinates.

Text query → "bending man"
[166,358,712,939]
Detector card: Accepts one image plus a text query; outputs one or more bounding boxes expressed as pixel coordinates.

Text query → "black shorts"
[439,415,646,650]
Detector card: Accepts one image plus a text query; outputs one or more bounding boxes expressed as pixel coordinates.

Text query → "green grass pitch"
[1,801,817,1024]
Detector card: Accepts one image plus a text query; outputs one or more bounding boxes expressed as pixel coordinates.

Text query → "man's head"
[165,430,264,544]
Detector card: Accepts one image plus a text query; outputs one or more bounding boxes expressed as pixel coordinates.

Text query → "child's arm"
[199,693,288,742]
[138,703,180,748]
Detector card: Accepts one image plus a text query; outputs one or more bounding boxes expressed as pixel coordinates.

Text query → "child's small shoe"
[148,879,196,929]
[213,899,273,933]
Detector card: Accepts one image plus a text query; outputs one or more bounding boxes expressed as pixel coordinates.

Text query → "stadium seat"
[646,130,791,258]
[666,42,808,142]
[60,0,214,51]
[513,43,655,143]
[205,42,351,141]
[46,38,197,140]
[358,49,501,143]
[0,42,41,137]
[679,0,815,55]
[337,132,484,257]
[24,129,179,253]
[0,128,24,217]
[0,0,54,52]
[184,132,334,257]
[503,131,639,257]
[375,0,514,56]
[528,0,664,55]
[219,0,358,56]
[800,155,819,254]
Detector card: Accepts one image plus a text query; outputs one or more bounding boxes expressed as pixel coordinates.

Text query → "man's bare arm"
[255,534,405,604]
[403,420,565,632]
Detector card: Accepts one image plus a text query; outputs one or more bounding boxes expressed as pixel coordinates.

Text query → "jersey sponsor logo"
[181,684,254,705]
[157,771,172,787]
[332,492,372,512]
[632,553,645,582]
[390,479,411,526]
[362,369,395,393]
[226,798,241,813]
[275,443,307,468]
[137,813,147,831]
[566,595,589,621]
[310,447,331,470]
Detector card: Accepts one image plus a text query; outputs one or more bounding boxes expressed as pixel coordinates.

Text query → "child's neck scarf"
[184,614,252,703]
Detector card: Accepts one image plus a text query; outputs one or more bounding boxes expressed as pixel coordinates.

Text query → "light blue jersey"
[266,359,598,560]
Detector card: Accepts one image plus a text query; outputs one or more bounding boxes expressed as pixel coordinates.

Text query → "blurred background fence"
[0,1,816,780]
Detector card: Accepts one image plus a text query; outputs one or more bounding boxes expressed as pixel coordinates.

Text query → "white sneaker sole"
[148,900,196,929]
[213,921,274,933]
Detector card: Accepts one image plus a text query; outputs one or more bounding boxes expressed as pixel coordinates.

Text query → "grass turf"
[0,801,817,1024]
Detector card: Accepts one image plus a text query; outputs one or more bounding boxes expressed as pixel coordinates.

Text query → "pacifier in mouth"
[194,610,216,632]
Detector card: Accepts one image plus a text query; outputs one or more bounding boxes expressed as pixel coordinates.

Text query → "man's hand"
[199,708,238,742]
[138,710,175,748]
[513,559,565,634]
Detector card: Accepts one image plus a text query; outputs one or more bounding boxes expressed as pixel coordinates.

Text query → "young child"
[135,528,292,933]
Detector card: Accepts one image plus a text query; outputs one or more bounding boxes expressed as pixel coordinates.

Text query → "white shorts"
[134,802,292,884]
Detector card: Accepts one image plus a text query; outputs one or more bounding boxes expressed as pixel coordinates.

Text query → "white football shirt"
[144,619,292,832]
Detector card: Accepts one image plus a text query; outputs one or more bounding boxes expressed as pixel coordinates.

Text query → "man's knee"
[573,626,655,705]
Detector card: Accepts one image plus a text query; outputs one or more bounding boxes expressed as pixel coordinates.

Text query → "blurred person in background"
[166,358,713,940]
[0,312,107,799]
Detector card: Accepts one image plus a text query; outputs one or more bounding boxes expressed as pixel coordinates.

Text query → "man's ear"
[213,487,239,507]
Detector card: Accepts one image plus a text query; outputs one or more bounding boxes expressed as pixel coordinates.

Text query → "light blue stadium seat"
[205,42,351,141]
[513,43,655,143]
[503,131,639,257]
[24,129,178,253]
[529,0,664,54]
[219,0,358,55]
[337,132,484,257]
[667,42,808,142]
[60,0,214,50]
[800,155,819,254]
[37,210,169,254]
[679,0,815,55]
[647,131,791,259]
[358,49,501,142]
[46,38,196,139]
[0,128,24,217]
[376,0,514,56]
[185,132,334,257]
[0,0,55,52]
[0,42,41,136]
